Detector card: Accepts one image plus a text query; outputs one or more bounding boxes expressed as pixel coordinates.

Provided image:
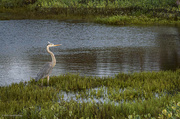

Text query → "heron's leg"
[42,78,43,86]
[47,75,49,86]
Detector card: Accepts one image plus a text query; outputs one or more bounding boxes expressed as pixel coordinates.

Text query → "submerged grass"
[0,70,180,118]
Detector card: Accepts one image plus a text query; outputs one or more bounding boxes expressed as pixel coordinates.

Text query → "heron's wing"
[35,62,53,82]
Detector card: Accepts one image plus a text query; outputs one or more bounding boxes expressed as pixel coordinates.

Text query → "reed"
[0,70,180,118]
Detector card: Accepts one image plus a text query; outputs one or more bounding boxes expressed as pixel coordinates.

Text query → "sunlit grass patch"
[159,101,180,119]
[95,15,180,26]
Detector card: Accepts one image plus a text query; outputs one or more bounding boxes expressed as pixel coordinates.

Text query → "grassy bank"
[1,0,180,26]
[95,13,180,25]
[0,70,180,118]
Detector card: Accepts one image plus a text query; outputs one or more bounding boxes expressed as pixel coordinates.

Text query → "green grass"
[95,14,180,26]
[1,0,180,26]
[0,70,180,118]
[0,0,176,9]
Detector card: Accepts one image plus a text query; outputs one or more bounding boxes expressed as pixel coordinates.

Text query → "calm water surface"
[1,20,180,86]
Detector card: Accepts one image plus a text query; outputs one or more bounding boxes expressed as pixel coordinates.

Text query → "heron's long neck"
[47,46,56,67]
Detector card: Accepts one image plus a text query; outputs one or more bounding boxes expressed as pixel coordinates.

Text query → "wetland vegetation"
[0,70,180,118]
[1,0,180,118]
[1,0,180,25]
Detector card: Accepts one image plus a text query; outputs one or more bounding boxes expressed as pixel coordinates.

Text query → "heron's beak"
[54,44,61,46]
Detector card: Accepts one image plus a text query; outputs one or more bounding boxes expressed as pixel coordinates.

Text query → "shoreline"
[1,7,180,26]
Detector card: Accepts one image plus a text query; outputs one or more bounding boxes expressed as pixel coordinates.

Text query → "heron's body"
[35,42,61,86]
[35,62,53,81]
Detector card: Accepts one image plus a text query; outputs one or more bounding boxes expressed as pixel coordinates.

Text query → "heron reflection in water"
[35,42,61,86]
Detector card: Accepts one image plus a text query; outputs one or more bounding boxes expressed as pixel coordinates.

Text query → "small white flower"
[69,111,72,117]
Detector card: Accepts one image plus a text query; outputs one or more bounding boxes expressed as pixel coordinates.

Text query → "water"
[1,20,180,86]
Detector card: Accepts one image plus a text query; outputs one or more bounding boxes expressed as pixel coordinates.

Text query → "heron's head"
[47,41,61,47]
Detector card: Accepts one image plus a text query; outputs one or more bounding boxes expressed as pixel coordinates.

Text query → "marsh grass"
[95,14,180,26]
[0,0,176,9]
[0,70,180,118]
[1,0,180,25]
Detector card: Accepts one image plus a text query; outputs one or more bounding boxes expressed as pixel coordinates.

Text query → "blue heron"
[35,42,61,86]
